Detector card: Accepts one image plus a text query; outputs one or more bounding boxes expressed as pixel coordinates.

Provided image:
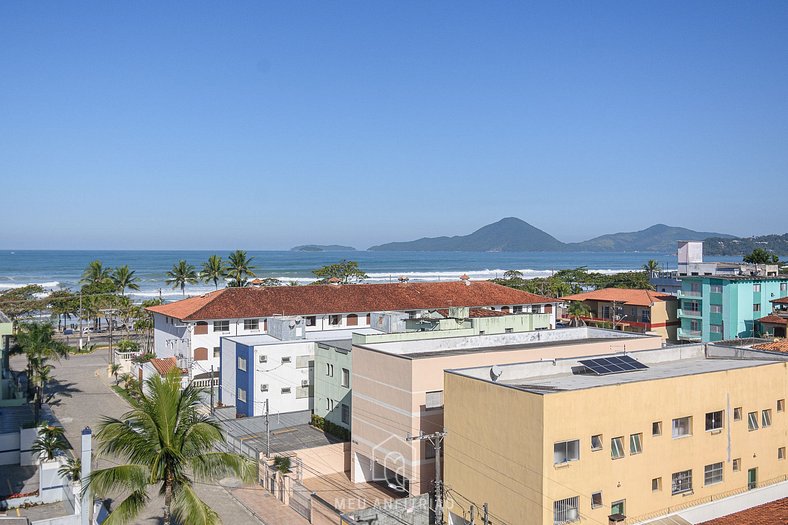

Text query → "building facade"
[677,276,788,342]
[443,346,788,525]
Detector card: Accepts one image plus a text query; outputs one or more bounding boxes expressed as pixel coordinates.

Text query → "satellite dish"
[490,364,503,382]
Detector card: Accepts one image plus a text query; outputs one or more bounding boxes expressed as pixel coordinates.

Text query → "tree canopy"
[312,260,368,284]
[743,248,779,265]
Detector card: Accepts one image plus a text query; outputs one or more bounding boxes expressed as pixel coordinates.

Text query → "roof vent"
[459,274,471,285]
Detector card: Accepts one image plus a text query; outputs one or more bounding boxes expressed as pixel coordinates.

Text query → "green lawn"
[111,385,135,404]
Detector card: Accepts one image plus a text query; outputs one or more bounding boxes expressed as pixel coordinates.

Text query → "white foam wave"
[0,281,61,290]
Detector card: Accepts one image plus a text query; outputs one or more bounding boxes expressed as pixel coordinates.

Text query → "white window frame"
[591,492,603,509]
[629,433,642,455]
[591,434,603,451]
[762,409,772,428]
[237,356,246,372]
[748,411,759,430]
[213,320,230,332]
[704,462,723,486]
[671,470,692,495]
[243,319,259,331]
[672,416,692,438]
[553,440,580,465]
[341,368,350,388]
[705,410,724,431]
[611,437,625,459]
[553,496,579,524]
[237,388,246,403]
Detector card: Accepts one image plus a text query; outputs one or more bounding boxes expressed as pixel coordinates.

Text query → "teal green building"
[677,275,788,342]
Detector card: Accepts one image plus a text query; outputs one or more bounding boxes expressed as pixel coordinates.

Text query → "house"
[348,327,665,496]
[677,275,788,342]
[757,296,788,338]
[561,288,679,340]
[146,280,558,381]
[443,345,788,525]
[137,357,190,390]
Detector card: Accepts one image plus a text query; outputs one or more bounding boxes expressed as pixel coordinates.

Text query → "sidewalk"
[229,485,311,525]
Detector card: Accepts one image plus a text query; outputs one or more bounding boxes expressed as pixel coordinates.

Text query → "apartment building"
[443,346,788,525]
[562,288,678,340]
[349,327,665,496]
[147,280,558,380]
[677,275,788,342]
[677,240,779,277]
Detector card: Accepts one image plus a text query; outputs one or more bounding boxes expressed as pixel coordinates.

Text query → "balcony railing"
[677,309,702,319]
[677,290,703,299]
[678,328,702,340]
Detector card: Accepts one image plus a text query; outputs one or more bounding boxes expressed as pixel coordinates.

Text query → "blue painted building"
[677,275,788,342]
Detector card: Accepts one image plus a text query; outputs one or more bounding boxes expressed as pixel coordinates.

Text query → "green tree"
[48,289,79,331]
[81,260,111,286]
[110,363,122,384]
[567,301,592,327]
[85,371,256,525]
[312,260,368,284]
[31,425,67,461]
[166,260,198,296]
[200,255,227,290]
[14,322,69,421]
[642,260,661,276]
[743,248,779,265]
[0,284,46,324]
[112,266,140,296]
[59,456,82,482]
[502,269,524,281]
[226,250,256,287]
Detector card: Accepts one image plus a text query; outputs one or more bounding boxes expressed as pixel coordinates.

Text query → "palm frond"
[171,483,221,525]
[83,464,149,497]
[188,451,257,484]
[100,490,149,525]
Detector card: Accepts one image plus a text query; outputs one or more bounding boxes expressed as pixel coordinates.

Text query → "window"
[341,368,350,388]
[213,320,230,332]
[611,437,625,459]
[591,434,603,451]
[426,390,444,410]
[281,387,291,394]
[778,399,785,412]
[748,412,759,431]
[762,409,772,428]
[753,303,761,312]
[652,421,662,436]
[346,313,359,326]
[710,305,722,314]
[553,496,579,524]
[341,404,350,425]
[704,463,723,485]
[782,282,788,292]
[629,433,643,455]
[237,356,246,371]
[753,284,762,293]
[554,440,580,464]
[305,316,317,327]
[690,319,700,331]
[711,284,723,293]
[243,319,259,331]
[281,356,291,364]
[591,492,602,509]
[611,500,625,517]
[710,324,723,334]
[672,416,692,438]
[326,363,334,377]
[671,470,693,495]
[513,305,523,314]
[505,328,513,333]
[779,447,786,460]
[329,314,341,326]
[734,407,742,421]
[705,411,724,431]
[237,388,246,403]
[733,458,741,471]
[214,346,220,358]
[652,477,662,492]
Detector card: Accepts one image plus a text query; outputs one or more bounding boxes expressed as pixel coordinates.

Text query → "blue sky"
[1,1,787,250]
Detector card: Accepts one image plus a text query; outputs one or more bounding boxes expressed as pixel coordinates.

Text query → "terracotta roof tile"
[150,357,185,376]
[698,497,787,524]
[561,288,676,308]
[772,296,788,305]
[147,281,556,322]
[752,340,788,353]
[757,314,788,326]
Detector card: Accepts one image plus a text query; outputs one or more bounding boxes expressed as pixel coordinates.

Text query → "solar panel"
[578,355,649,375]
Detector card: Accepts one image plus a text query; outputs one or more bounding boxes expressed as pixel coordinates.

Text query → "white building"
[147,280,558,383]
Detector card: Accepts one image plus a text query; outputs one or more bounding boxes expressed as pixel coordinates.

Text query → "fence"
[289,480,312,520]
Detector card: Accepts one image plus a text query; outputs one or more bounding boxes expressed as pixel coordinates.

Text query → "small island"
[291,244,357,252]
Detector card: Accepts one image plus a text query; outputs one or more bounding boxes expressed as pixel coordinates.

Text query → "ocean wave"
[0,281,61,290]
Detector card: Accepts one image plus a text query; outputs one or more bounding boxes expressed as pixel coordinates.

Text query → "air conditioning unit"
[260,384,268,392]
[301,380,309,387]
[259,355,267,363]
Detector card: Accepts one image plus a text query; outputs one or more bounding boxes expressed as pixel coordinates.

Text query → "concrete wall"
[0,430,20,465]
[295,442,351,479]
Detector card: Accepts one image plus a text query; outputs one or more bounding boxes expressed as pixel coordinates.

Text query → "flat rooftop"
[224,327,382,346]
[449,345,787,395]
[354,326,657,359]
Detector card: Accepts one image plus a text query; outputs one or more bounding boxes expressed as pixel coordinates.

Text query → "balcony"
[677,308,702,319]
[678,328,702,341]
[677,290,703,300]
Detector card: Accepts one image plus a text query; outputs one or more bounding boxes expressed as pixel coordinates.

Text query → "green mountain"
[368,217,565,252]
[570,224,734,252]
[291,244,356,252]
[703,234,788,256]
[368,219,733,253]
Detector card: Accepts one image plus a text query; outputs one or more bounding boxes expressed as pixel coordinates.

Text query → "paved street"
[8,351,273,525]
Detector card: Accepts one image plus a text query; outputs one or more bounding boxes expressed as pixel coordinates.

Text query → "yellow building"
[443,345,788,525]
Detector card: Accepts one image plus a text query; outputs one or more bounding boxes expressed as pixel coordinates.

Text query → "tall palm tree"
[81,260,111,286]
[15,323,69,421]
[112,265,140,296]
[226,250,256,288]
[200,255,226,290]
[31,425,68,461]
[642,260,661,277]
[109,363,122,384]
[85,371,256,525]
[567,301,592,327]
[166,260,198,296]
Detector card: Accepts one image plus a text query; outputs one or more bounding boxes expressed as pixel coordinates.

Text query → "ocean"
[0,250,742,299]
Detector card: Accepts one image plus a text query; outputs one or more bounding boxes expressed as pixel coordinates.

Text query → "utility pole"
[482,503,489,525]
[265,399,270,458]
[407,429,447,524]
[209,365,215,413]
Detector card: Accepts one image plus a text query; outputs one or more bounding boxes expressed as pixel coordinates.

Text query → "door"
[748,468,757,490]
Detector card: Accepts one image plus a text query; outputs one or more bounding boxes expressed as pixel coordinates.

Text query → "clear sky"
[2,1,787,250]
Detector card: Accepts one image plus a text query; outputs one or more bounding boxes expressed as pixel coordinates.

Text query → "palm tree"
[110,363,122,384]
[81,260,111,286]
[226,250,256,288]
[112,266,140,296]
[166,260,198,296]
[567,301,591,327]
[85,371,256,525]
[59,456,82,482]
[642,260,661,277]
[15,322,69,421]
[33,361,53,407]
[32,425,68,461]
[200,255,226,290]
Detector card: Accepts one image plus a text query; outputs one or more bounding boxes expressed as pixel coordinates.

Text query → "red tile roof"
[757,314,788,326]
[561,288,676,308]
[752,340,788,353]
[772,296,788,305]
[150,357,186,376]
[698,497,787,524]
[147,281,556,321]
